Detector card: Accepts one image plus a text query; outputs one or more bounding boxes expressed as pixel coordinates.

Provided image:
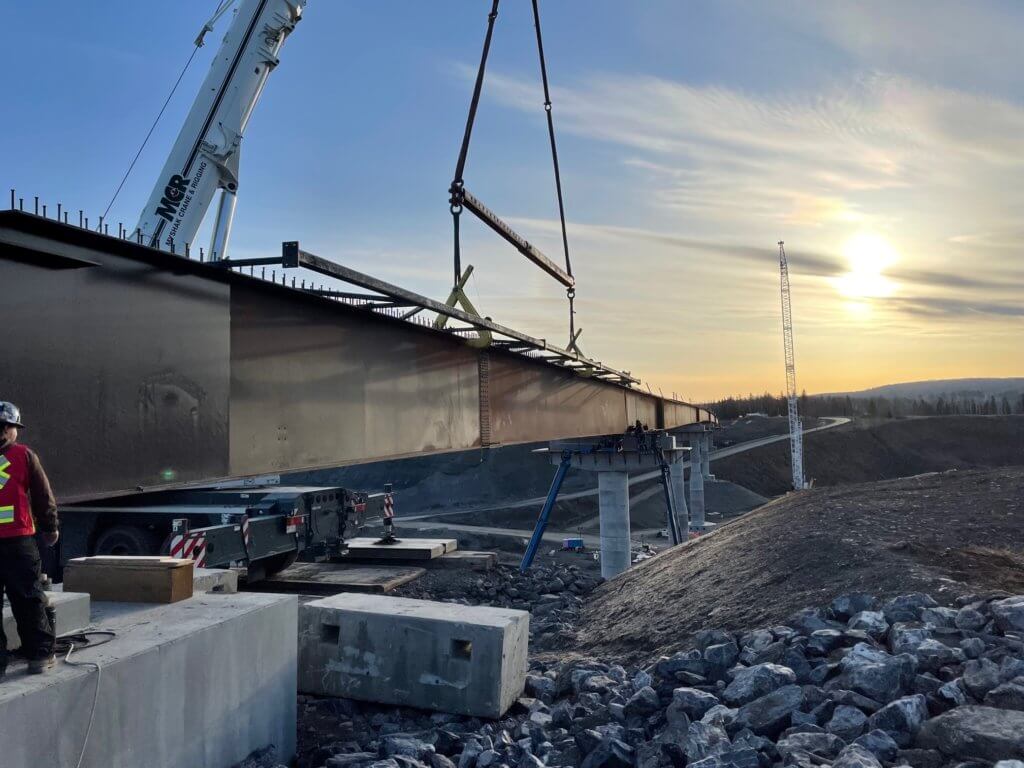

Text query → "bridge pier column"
[669,460,689,539]
[701,432,714,481]
[597,471,631,579]
[689,436,706,534]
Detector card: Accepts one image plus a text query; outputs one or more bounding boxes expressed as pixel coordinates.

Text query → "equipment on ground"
[778,241,807,491]
[59,484,385,581]
[134,0,306,259]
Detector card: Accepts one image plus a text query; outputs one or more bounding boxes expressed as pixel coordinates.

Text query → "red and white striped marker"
[170,532,208,567]
[241,514,252,554]
[383,493,395,519]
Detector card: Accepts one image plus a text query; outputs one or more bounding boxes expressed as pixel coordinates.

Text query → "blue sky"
[6,2,1024,399]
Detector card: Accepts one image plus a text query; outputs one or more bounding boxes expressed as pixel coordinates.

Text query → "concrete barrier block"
[193,567,239,594]
[299,594,529,719]
[2,591,90,651]
[0,593,297,768]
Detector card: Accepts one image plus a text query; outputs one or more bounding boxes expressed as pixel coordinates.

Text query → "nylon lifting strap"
[450,0,501,287]
[449,0,578,344]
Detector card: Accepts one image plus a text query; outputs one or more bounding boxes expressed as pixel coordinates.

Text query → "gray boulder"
[680,722,731,763]
[960,637,985,659]
[738,629,774,653]
[847,611,888,639]
[579,738,634,768]
[986,678,1024,711]
[696,629,736,652]
[916,705,1024,761]
[834,657,904,703]
[669,687,720,720]
[867,694,928,747]
[776,732,845,759]
[623,686,661,718]
[827,705,869,742]
[938,678,968,707]
[687,748,759,768]
[732,684,804,738]
[789,607,834,636]
[963,658,1002,700]
[705,641,740,669]
[832,743,883,768]
[723,663,797,705]
[993,596,1024,634]
[700,704,738,729]
[807,630,844,657]
[889,623,931,655]
[852,729,899,762]
[920,606,958,628]
[831,593,881,621]
[914,638,966,673]
[381,737,435,760]
[956,606,988,631]
[882,593,938,624]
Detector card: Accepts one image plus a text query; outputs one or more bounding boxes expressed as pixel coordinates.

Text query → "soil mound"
[570,466,1024,665]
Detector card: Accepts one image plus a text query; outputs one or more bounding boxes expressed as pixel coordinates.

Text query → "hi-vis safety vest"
[0,444,35,538]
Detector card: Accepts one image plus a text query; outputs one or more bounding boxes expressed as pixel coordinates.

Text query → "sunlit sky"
[5,1,1023,401]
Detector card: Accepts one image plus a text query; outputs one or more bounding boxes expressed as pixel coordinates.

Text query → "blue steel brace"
[520,450,573,572]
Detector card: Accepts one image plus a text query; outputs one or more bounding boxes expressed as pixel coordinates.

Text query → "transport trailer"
[56,484,385,581]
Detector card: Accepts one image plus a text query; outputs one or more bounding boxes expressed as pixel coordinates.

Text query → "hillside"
[714,414,1024,497]
[566,466,1024,665]
[834,377,1024,399]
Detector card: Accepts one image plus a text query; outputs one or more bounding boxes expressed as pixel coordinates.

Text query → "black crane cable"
[449,0,578,345]
[450,0,501,287]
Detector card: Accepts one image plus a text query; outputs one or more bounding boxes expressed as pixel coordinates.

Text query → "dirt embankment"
[567,465,1024,665]
[714,415,1024,497]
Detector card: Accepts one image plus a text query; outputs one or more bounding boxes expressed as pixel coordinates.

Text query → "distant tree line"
[706,391,1024,420]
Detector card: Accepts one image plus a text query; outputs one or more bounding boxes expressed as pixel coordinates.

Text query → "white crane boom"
[134,0,305,259]
[778,241,806,490]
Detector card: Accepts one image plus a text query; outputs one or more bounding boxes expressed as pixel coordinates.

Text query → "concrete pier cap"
[547,431,689,579]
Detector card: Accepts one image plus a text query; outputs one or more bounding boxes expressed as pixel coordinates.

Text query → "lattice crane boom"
[778,241,806,490]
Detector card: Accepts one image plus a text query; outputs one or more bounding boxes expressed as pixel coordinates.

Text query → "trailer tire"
[93,525,158,557]
[261,551,298,576]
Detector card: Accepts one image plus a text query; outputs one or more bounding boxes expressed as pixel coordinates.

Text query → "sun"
[835,232,898,300]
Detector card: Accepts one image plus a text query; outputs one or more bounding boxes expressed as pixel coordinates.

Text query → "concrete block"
[193,567,239,593]
[2,591,90,651]
[299,594,529,718]
[0,593,297,768]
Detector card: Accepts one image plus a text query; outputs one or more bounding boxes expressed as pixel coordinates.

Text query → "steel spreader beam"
[461,188,574,288]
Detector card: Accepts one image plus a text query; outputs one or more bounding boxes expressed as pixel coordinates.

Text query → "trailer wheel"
[93,525,158,557]
[260,551,298,576]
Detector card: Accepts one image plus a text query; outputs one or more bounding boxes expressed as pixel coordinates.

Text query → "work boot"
[27,655,55,675]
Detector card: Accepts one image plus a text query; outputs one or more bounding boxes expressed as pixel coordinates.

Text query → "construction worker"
[0,402,58,677]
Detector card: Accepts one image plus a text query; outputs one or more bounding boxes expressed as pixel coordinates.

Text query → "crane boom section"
[135,0,305,256]
[778,241,806,490]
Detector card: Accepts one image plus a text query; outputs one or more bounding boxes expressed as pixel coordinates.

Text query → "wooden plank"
[63,560,194,603]
[68,556,190,569]
[341,537,458,561]
[251,563,425,595]
[340,550,498,571]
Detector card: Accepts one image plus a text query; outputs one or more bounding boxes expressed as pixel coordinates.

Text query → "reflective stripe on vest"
[0,456,10,488]
[0,506,13,524]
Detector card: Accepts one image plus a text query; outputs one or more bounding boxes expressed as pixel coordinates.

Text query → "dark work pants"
[0,536,55,664]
